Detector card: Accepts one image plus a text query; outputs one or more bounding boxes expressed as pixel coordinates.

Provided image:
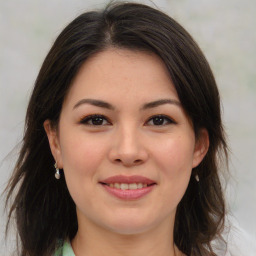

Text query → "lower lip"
[101,184,155,200]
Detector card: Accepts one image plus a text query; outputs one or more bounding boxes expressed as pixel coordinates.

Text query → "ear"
[44,120,63,169]
[192,128,209,168]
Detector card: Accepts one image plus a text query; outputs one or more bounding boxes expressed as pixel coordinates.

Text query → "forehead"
[63,48,179,108]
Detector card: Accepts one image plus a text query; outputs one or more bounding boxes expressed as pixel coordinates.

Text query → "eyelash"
[79,114,176,126]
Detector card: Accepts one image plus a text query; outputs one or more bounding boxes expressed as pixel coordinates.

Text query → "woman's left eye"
[79,115,110,126]
[146,115,176,126]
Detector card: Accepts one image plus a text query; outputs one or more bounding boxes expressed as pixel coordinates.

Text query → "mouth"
[99,175,156,200]
[99,182,155,190]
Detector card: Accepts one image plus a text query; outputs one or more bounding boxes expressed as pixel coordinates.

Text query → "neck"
[71,216,183,256]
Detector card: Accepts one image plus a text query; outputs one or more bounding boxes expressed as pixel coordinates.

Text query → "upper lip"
[100,175,156,185]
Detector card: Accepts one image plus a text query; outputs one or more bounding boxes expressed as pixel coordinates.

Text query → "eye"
[79,114,111,126]
[146,115,176,126]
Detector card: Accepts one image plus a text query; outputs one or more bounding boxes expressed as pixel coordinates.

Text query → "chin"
[108,224,153,235]
[103,215,159,235]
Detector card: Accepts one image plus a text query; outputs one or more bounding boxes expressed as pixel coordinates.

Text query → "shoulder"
[53,240,75,256]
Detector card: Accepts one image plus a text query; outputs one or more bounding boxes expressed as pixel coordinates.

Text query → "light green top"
[54,240,75,256]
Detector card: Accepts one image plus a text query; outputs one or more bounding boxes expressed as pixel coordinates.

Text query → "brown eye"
[146,115,175,126]
[80,115,110,126]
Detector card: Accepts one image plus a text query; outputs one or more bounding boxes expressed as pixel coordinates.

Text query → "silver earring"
[54,162,60,179]
[195,174,199,182]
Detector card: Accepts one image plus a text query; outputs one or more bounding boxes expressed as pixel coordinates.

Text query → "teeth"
[108,183,148,190]
[114,183,120,189]
[137,183,143,189]
[128,183,137,190]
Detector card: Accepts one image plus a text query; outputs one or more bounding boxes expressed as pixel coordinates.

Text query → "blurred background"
[1,0,255,254]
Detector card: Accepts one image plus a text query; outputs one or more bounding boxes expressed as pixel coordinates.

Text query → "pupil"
[92,117,103,125]
[153,117,164,125]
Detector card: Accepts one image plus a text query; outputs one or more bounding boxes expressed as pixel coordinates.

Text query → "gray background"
[1,0,256,254]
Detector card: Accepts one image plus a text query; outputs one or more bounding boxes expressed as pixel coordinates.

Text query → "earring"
[195,174,199,182]
[54,162,60,179]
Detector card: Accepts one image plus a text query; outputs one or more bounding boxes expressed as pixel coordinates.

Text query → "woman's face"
[45,48,208,235]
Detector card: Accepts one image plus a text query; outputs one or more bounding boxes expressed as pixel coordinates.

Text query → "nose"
[108,125,149,167]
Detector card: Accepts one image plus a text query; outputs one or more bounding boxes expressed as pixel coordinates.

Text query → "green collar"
[54,240,75,256]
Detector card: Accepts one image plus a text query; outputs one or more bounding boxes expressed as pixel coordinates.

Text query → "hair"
[5,2,228,256]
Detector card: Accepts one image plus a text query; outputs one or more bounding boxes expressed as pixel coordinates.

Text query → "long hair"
[5,2,228,256]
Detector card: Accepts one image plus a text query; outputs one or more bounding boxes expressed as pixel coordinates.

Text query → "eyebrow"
[141,99,181,110]
[73,99,115,110]
[73,98,181,111]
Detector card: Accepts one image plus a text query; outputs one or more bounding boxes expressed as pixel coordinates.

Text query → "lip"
[99,175,156,200]
[100,175,156,185]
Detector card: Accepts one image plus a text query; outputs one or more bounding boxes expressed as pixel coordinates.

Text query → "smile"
[99,175,156,200]
[105,183,149,190]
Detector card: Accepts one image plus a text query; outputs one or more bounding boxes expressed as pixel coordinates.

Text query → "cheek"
[152,136,194,200]
[59,133,109,209]
[155,136,195,174]
[59,133,108,179]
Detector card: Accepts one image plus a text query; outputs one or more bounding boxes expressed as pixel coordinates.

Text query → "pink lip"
[99,175,156,200]
[100,175,156,185]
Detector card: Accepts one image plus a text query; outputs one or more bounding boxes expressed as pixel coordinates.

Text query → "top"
[54,240,75,256]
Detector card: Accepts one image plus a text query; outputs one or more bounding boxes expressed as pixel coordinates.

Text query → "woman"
[5,2,228,256]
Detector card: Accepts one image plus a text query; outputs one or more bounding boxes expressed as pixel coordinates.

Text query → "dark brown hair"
[5,2,228,256]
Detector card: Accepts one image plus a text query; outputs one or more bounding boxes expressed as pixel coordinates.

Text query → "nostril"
[114,158,143,166]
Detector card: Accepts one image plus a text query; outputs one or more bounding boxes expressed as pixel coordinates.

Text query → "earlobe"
[43,120,63,168]
[192,128,209,168]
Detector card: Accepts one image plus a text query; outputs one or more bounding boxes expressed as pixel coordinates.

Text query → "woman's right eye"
[79,114,111,126]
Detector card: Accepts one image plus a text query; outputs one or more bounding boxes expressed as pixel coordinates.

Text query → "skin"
[44,48,209,256]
